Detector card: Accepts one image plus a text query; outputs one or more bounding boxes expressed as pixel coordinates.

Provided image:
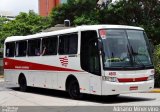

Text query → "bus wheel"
[68,80,82,99]
[19,75,27,92]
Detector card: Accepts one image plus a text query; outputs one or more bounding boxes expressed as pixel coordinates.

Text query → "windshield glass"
[99,29,152,69]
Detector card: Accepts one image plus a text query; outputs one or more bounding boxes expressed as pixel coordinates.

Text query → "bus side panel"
[4,69,28,85]
[4,70,17,84]
[57,72,90,94]
[57,55,102,95]
[57,55,91,94]
[75,72,102,95]
[57,72,71,90]
[26,56,59,89]
[89,74,102,95]
[28,71,57,89]
[44,71,57,89]
[57,72,102,95]
[76,73,90,94]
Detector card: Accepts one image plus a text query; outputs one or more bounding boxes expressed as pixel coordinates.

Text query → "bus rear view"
[99,29,154,95]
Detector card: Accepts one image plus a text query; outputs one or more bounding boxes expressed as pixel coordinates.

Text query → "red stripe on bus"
[118,77,148,82]
[3,58,82,72]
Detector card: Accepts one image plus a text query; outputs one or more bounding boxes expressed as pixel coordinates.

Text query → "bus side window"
[59,33,78,55]
[16,41,27,57]
[5,42,15,57]
[80,31,101,76]
[42,36,58,55]
[28,39,41,56]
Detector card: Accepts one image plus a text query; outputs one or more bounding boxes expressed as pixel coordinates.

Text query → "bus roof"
[5,25,144,42]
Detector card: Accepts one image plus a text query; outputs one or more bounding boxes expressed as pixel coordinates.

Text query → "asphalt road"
[0,79,160,106]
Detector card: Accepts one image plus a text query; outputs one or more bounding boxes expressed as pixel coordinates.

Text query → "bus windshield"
[99,29,153,69]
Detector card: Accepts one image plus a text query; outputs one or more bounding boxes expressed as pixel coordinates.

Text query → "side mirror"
[98,38,103,52]
[149,39,154,54]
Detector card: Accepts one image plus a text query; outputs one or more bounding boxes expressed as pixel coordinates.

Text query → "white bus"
[4,25,154,99]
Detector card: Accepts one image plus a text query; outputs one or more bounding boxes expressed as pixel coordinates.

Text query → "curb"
[150,89,160,93]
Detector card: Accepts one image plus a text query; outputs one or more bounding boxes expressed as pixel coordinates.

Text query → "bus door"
[81,31,102,95]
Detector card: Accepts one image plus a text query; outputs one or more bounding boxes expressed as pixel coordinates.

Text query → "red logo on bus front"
[59,56,68,67]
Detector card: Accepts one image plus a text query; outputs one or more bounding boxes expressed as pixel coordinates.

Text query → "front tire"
[19,76,27,92]
[68,80,83,99]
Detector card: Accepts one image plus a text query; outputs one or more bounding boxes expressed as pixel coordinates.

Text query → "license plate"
[130,86,138,90]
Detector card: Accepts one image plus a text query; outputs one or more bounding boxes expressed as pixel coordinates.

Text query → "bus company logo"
[109,72,116,76]
[59,56,68,67]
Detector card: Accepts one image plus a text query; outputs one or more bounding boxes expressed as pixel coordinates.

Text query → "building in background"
[0,11,15,20]
[39,0,67,16]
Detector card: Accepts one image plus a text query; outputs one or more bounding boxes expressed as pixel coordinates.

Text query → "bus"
[4,25,154,99]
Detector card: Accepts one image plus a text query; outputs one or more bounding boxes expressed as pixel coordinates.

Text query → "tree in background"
[50,0,99,26]
[50,0,160,87]
[0,0,160,45]
[0,0,159,86]
[0,17,9,30]
[0,11,51,46]
[50,0,160,44]
[0,17,10,47]
[103,0,160,44]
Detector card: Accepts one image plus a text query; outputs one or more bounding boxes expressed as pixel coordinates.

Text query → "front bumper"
[101,80,154,95]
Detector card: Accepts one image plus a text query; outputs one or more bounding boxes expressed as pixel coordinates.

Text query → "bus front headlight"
[102,76,117,82]
[148,75,154,81]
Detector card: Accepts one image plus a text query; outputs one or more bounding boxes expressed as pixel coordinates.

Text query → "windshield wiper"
[127,44,134,65]
[130,46,146,68]
[134,55,146,68]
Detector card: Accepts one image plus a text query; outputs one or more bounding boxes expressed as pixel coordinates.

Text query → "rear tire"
[68,80,83,99]
[19,76,27,92]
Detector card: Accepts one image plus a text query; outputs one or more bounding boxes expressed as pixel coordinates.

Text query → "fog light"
[110,77,117,82]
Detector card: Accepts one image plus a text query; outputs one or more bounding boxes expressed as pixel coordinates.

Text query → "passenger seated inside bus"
[41,45,46,55]
[35,48,40,56]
